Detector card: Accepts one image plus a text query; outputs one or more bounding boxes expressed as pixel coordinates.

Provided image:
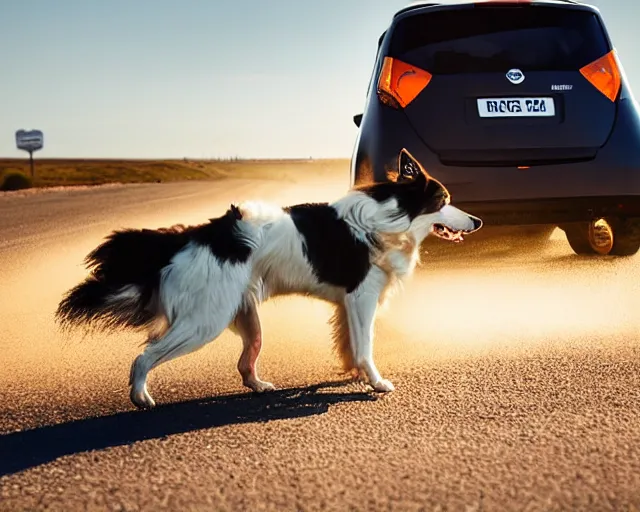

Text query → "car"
[350,0,640,256]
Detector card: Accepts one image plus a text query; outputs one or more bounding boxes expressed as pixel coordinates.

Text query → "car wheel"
[607,217,640,256]
[561,219,614,256]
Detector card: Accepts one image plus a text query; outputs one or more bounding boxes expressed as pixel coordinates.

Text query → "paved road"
[1,174,639,511]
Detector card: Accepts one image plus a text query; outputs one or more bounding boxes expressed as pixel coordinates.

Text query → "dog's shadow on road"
[0,380,375,478]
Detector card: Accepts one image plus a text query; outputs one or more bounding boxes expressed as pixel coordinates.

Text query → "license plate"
[477,97,555,118]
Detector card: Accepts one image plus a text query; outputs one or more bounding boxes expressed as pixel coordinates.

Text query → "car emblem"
[506,68,525,85]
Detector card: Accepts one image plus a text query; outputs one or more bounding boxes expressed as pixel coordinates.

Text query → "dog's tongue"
[441,225,464,242]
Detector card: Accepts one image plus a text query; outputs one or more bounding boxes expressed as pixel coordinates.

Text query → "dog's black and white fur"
[56,149,482,409]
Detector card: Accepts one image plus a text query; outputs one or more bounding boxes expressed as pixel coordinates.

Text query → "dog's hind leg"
[232,297,275,393]
[129,268,249,408]
[344,265,394,393]
[129,311,235,408]
[124,238,258,408]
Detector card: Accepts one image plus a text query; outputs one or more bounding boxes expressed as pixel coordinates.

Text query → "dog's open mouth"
[431,223,467,243]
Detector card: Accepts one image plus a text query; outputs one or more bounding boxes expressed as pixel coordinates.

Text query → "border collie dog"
[56,149,482,409]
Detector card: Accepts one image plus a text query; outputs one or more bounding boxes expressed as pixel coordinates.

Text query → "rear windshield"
[388,6,610,74]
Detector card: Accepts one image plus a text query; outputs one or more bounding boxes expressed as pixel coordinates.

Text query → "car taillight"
[579,50,621,102]
[377,57,432,109]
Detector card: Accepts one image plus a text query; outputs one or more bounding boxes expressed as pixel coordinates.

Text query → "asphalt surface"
[1,172,639,511]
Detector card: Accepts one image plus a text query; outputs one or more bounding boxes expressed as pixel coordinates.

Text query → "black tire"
[561,218,640,257]
[562,222,603,256]
[608,217,640,256]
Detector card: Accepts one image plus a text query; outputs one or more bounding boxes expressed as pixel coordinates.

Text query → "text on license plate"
[477,97,555,118]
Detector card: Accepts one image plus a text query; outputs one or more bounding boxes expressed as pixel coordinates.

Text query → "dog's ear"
[397,148,429,183]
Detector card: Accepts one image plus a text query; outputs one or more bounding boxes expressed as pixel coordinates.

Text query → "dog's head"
[393,149,483,243]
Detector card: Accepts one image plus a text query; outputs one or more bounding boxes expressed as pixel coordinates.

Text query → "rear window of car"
[388,6,610,74]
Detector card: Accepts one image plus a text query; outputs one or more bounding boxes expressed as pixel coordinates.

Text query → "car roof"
[393,0,599,19]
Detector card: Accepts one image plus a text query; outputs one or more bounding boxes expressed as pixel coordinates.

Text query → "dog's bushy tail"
[55,227,188,333]
[55,279,154,332]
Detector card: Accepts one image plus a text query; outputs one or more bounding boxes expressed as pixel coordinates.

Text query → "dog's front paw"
[371,379,395,393]
[245,378,276,393]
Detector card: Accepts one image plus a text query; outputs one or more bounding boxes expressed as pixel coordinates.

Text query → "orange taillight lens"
[377,57,432,109]
[579,50,621,102]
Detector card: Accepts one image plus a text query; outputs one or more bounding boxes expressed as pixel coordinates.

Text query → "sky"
[0,0,638,159]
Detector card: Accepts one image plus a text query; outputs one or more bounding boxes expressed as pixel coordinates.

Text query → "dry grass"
[0,158,350,188]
